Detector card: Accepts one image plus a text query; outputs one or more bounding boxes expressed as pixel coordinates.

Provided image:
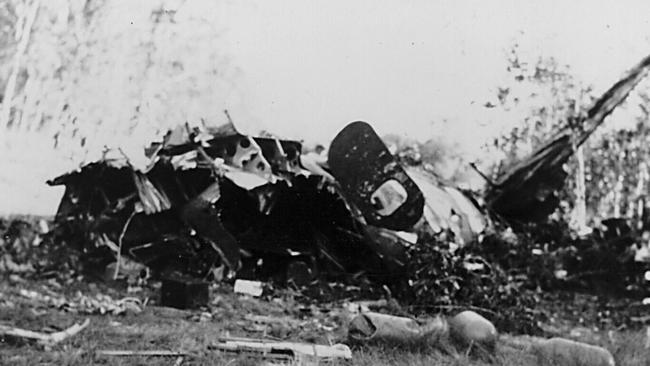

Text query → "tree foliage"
[383,126,474,186]
[488,44,650,226]
[487,45,593,177]
[0,0,240,159]
[583,98,650,222]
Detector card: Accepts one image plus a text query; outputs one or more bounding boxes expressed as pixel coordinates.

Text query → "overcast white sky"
[206,0,650,157]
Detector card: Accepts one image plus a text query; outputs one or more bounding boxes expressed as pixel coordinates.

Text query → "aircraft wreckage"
[48,53,650,282]
[47,120,487,282]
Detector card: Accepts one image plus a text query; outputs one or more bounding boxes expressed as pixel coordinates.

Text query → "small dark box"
[160,275,209,309]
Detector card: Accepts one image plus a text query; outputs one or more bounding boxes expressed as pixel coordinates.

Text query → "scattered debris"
[48,120,423,283]
[212,336,352,365]
[36,56,650,355]
[46,54,650,288]
[0,253,35,273]
[286,260,315,287]
[0,318,90,347]
[234,279,263,297]
[630,315,650,324]
[343,299,390,314]
[407,167,487,244]
[104,257,149,284]
[348,312,448,345]
[67,293,144,315]
[96,350,188,357]
[17,287,144,315]
[161,274,209,309]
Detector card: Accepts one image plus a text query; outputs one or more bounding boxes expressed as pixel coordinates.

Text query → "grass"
[1,275,649,365]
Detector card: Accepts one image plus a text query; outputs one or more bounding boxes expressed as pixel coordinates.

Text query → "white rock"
[448,310,498,350]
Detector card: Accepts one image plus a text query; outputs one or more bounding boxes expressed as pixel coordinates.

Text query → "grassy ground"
[1,275,648,366]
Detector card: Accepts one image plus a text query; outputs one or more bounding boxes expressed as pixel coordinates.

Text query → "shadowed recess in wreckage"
[46,53,650,284]
[46,120,488,283]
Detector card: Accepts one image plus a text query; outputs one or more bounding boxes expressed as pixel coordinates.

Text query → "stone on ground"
[531,337,615,366]
[448,310,498,351]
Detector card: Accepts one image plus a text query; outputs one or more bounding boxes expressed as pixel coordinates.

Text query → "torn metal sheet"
[233,279,263,297]
[213,337,352,365]
[181,181,241,270]
[407,167,485,244]
[328,121,425,231]
[227,135,272,178]
[360,226,410,276]
[49,121,412,281]
[223,170,270,191]
[444,187,486,234]
[149,122,295,186]
[132,171,171,214]
[300,151,335,181]
[254,136,303,175]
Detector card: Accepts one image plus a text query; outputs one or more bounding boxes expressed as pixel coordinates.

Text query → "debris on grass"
[96,349,188,357]
[17,287,144,315]
[0,54,642,346]
[0,318,90,347]
[46,120,434,287]
[234,279,264,297]
[212,336,353,365]
[160,274,209,309]
[348,312,448,346]
[103,257,150,284]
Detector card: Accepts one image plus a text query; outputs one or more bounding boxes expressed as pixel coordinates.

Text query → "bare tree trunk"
[0,0,40,130]
[572,90,588,233]
[573,144,588,232]
[613,174,624,217]
[634,162,649,229]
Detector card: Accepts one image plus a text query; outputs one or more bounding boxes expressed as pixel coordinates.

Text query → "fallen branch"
[114,209,137,280]
[469,162,496,187]
[631,315,650,323]
[0,318,90,346]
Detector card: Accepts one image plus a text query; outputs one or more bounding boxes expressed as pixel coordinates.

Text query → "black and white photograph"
[1,1,649,364]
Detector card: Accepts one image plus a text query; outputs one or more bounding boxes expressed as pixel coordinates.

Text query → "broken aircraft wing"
[486,53,650,222]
